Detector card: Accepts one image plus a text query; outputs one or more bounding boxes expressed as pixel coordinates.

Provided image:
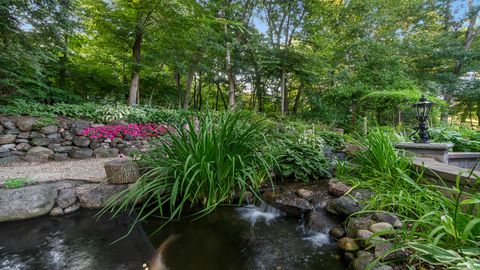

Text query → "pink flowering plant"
[79,123,172,140]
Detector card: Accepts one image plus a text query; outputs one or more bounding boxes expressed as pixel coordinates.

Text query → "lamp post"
[410,95,433,143]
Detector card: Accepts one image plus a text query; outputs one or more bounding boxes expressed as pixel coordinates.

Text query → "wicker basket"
[104,159,140,184]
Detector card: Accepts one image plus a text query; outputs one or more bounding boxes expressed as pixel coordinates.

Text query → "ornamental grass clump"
[99,111,275,235]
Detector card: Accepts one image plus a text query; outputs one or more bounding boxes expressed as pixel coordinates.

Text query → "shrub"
[4,177,32,188]
[99,111,275,234]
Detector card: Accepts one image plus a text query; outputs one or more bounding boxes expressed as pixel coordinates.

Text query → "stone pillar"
[395,142,453,164]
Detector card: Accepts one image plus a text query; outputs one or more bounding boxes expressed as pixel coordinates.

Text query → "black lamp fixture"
[410,95,433,143]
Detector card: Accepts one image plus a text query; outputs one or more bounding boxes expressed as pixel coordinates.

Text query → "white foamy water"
[302,233,331,247]
[236,203,281,226]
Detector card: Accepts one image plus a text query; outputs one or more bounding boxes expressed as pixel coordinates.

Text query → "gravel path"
[0,158,116,184]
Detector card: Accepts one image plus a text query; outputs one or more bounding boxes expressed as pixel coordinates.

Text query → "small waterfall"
[236,202,281,226]
[302,232,331,247]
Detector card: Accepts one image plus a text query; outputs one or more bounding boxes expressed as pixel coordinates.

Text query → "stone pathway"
[0,158,115,184]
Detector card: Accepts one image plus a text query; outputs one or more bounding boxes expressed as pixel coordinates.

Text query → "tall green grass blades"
[99,111,275,235]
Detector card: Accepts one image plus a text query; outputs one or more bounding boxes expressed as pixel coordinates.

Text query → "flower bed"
[79,124,172,140]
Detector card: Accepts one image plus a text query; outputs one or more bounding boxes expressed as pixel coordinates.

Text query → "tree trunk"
[174,71,181,107]
[292,84,303,114]
[216,82,228,110]
[183,70,194,110]
[128,28,143,106]
[197,72,202,110]
[192,74,197,109]
[280,68,286,115]
[59,35,68,88]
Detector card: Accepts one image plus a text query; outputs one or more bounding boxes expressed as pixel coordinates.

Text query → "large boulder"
[0,134,16,145]
[76,184,128,208]
[72,136,91,147]
[263,190,314,216]
[39,125,58,135]
[325,195,362,216]
[69,148,93,159]
[0,118,16,130]
[71,120,91,135]
[57,188,77,209]
[23,146,54,162]
[0,143,15,151]
[93,147,119,158]
[16,117,38,132]
[0,185,57,222]
[31,138,51,146]
[328,178,352,197]
[53,146,73,153]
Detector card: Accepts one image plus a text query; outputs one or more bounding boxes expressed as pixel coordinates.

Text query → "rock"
[5,128,20,135]
[16,117,37,131]
[328,178,351,197]
[71,120,91,134]
[0,150,12,158]
[64,203,80,214]
[15,139,29,143]
[356,229,382,248]
[374,212,403,229]
[307,210,339,232]
[49,207,64,216]
[53,153,69,161]
[120,147,139,156]
[76,184,128,208]
[326,196,362,216]
[295,188,314,199]
[351,189,375,202]
[47,133,62,140]
[48,143,61,150]
[370,222,394,234]
[31,138,51,146]
[93,147,119,158]
[271,196,314,217]
[24,146,54,162]
[72,136,91,147]
[40,125,58,135]
[53,146,73,153]
[0,143,16,150]
[109,120,129,126]
[337,237,360,252]
[61,131,73,140]
[69,148,93,159]
[343,142,366,157]
[346,216,376,237]
[230,190,254,204]
[29,131,46,139]
[349,251,374,270]
[329,225,346,239]
[0,118,16,130]
[344,252,356,261]
[0,155,20,164]
[15,143,31,151]
[0,125,3,133]
[0,185,57,222]
[12,151,26,156]
[374,242,408,262]
[17,132,31,139]
[57,188,77,209]
[89,139,100,149]
[61,141,73,146]
[0,134,16,145]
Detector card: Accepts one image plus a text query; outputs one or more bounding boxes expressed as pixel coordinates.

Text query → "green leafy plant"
[275,130,332,182]
[4,177,32,188]
[99,111,275,236]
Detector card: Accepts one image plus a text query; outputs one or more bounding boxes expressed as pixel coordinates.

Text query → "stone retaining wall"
[448,152,480,171]
[0,116,153,164]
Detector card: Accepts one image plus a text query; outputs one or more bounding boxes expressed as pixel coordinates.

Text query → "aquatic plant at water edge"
[99,111,275,235]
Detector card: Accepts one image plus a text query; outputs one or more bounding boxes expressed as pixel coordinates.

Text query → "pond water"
[0,204,347,270]
[143,203,347,270]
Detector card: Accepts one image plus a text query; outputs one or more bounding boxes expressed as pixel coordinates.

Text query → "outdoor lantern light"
[410,95,433,143]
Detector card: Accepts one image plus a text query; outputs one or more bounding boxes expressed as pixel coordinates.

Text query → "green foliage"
[317,131,345,151]
[430,127,480,152]
[99,111,275,234]
[4,177,32,189]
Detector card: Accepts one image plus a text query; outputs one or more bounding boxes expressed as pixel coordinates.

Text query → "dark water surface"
[143,204,347,270]
[0,210,154,270]
[0,205,347,270]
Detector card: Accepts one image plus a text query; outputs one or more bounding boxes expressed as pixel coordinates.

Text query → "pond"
[0,204,347,270]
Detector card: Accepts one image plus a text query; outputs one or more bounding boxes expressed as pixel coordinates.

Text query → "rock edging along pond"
[0,116,171,164]
[0,180,129,222]
[324,178,408,270]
